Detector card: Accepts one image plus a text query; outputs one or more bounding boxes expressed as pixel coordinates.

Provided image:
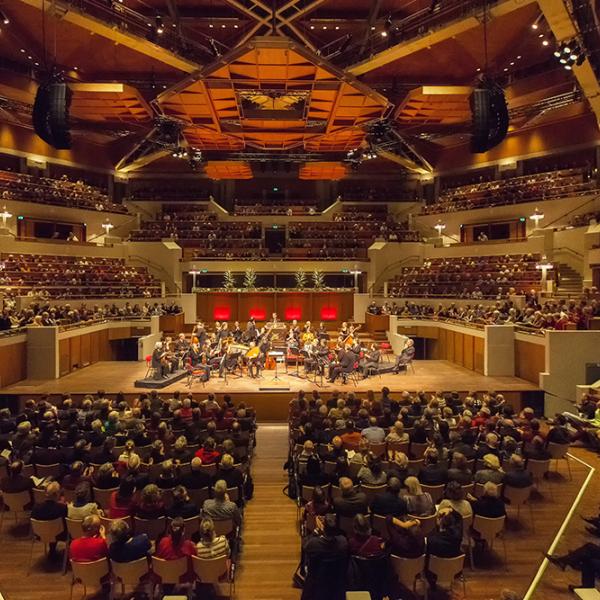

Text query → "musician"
[175,333,190,355]
[244,317,257,342]
[394,338,415,373]
[340,321,349,338]
[315,338,331,376]
[287,328,299,353]
[303,321,312,334]
[188,342,201,366]
[162,337,179,372]
[329,347,358,384]
[151,342,167,380]
[219,341,240,378]
[270,312,279,326]
[246,341,262,378]
[193,321,207,346]
[232,321,243,343]
[317,322,329,340]
[361,343,381,378]
[289,319,300,340]
[302,338,317,373]
[217,322,230,341]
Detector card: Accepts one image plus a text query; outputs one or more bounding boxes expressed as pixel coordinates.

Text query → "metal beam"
[359,0,383,54]
[14,0,199,73]
[538,0,600,129]
[348,0,537,76]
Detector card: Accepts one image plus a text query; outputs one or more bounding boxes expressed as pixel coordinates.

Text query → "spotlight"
[553,49,561,58]
[542,40,549,46]
[565,64,572,70]
[0,10,9,25]
[381,31,388,37]
[155,15,164,35]
[563,45,571,54]
[531,23,538,30]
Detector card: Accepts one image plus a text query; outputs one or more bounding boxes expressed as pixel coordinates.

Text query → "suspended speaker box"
[32,82,73,150]
[469,80,508,154]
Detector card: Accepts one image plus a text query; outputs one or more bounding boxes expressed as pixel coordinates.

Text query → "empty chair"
[526,458,551,489]
[0,489,32,532]
[420,484,445,504]
[470,515,507,570]
[29,517,66,574]
[191,554,232,598]
[70,557,110,600]
[110,557,150,598]
[133,516,166,540]
[503,485,534,530]
[547,442,572,480]
[428,554,466,594]
[390,553,426,592]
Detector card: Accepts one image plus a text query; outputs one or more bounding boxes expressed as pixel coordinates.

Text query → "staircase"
[555,263,583,299]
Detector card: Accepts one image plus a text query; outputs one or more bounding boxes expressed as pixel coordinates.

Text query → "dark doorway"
[265,226,286,255]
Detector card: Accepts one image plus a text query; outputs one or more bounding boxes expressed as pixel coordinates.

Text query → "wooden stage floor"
[1,359,538,396]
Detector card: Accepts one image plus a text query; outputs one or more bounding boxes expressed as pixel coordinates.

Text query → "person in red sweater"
[155,517,197,560]
[69,515,108,562]
[194,437,221,465]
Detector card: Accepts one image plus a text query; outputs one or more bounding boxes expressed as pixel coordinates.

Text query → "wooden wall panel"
[437,328,446,360]
[311,292,352,327]
[59,339,70,376]
[463,335,474,371]
[417,326,438,339]
[196,292,239,324]
[99,329,111,361]
[80,334,91,367]
[275,293,311,324]
[160,313,184,334]
[0,342,26,387]
[70,336,81,371]
[365,313,389,333]
[108,327,132,340]
[238,293,276,325]
[446,330,455,362]
[90,331,100,364]
[474,337,485,374]
[454,332,464,366]
[515,340,545,384]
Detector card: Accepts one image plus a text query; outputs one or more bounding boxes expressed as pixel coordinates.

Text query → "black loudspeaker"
[32,82,73,149]
[469,81,508,154]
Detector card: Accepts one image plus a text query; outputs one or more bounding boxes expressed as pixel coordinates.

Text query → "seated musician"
[302,339,317,373]
[289,319,300,339]
[232,321,243,343]
[244,317,257,343]
[188,342,201,366]
[218,342,240,378]
[361,343,381,378]
[217,322,230,340]
[175,333,190,355]
[329,347,358,384]
[340,321,349,338]
[394,338,415,373]
[162,337,179,372]
[270,312,279,326]
[317,322,329,340]
[151,342,168,380]
[193,321,207,346]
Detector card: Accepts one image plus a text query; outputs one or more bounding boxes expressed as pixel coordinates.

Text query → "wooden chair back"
[92,487,118,510]
[472,515,505,546]
[188,487,210,508]
[110,557,149,586]
[191,554,228,584]
[359,484,387,505]
[213,518,234,537]
[133,516,166,540]
[428,554,465,589]
[409,513,437,536]
[65,517,85,540]
[547,442,569,459]
[35,463,62,479]
[420,484,445,503]
[31,517,65,543]
[390,554,426,590]
[410,442,428,459]
[71,557,110,588]
[151,555,188,584]
[368,442,386,458]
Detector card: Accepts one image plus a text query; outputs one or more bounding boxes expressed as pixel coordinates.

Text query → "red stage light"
[284,307,302,321]
[321,307,337,320]
[249,308,266,320]
[213,306,231,320]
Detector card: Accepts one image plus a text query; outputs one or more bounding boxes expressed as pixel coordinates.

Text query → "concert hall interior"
[1,0,600,599]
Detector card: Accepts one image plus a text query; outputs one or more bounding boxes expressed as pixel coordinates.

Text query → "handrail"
[128,254,181,295]
[87,215,139,244]
[553,246,584,261]
[369,255,422,295]
[544,193,600,229]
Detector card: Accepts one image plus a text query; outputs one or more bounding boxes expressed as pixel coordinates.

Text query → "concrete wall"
[125,241,183,293]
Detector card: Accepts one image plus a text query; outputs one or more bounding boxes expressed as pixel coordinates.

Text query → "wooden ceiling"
[0,0,597,177]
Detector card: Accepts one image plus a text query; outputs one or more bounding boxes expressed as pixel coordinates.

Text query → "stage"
[0,360,541,420]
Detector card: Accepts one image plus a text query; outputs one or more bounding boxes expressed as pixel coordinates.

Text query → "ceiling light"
[155,15,164,35]
[553,49,561,57]
[73,66,78,71]
[234,24,238,28]
[542,40,549,46]
[381,31,388,37]
[517,55,522,59]
[209,23,214,28]
[559,57,567,64]
[322,25,327,29]
[510,61,515,65]
[0,10,9,25]
[370,26,375,30]
[538,33,544,38]
[221,24,226,28]
[531,23,538,30]
[563,45,571,53]
[20,48,25,53]
[310,25,314,29]
[335,26,339,30]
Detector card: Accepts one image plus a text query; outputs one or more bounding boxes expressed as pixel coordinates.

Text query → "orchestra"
[152,313,405,385]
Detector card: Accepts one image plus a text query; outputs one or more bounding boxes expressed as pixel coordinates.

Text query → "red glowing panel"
[249,308,266,320]
[213,306,231,321]
[285,307,302,321]
[321,307,338,321]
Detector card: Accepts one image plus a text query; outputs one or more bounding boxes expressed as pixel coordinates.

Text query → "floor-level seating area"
[388,254,545,299]
[0,254,162,298]
[0,171,127,214]
[422,167,597,214]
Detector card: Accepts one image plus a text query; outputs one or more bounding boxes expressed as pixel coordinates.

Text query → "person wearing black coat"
[370,477,406,517]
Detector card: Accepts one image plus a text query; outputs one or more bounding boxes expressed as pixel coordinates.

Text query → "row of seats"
[0,253,161,298]
[387,254,544,299]
[422,167,596,214]
[0,170,127,214]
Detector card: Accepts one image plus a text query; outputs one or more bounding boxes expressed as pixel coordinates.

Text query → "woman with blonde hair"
[196,517,230,559]
[134,483,165,519]
[404,476,435,516]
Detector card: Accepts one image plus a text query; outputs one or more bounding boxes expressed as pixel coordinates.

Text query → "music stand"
[288,350,304,379]
[268,350,284,382]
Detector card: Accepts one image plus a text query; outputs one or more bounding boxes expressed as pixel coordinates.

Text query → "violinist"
[329,346,358,384]
[188,342,201,366]
[314,338,331,376]
[317,322,329,340]
[360,343,381,378]
[218,341,239,377]
[175,333,190,355]
[339,321,349,338]
[217,321,230,341]
[193,321,207,346]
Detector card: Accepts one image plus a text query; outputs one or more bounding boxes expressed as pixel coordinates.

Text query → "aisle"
[234,423,301,600]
